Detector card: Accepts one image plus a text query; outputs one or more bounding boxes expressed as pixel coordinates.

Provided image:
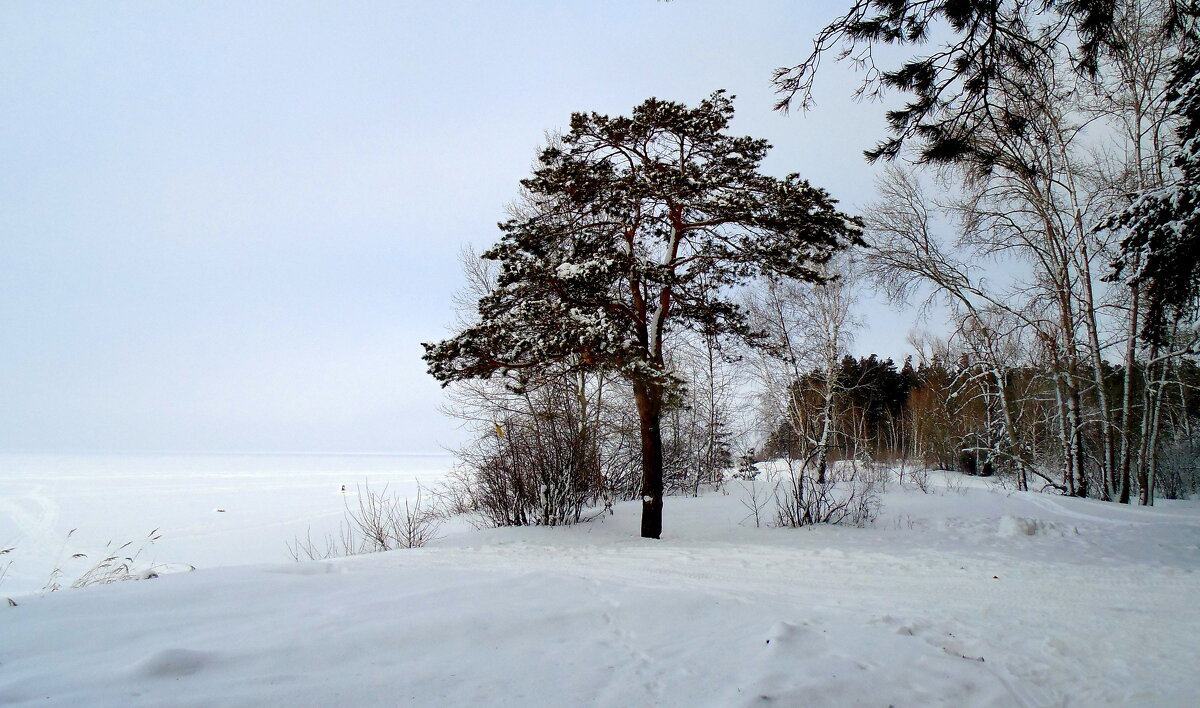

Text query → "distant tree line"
[759,352,1200,500]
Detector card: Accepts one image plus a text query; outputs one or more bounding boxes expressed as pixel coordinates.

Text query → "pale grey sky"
[1,1,925,453]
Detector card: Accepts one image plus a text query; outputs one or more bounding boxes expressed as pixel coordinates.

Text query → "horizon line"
[0,449,454,458]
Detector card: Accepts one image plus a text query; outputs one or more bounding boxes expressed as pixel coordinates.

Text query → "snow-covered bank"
[3,472,1199,707]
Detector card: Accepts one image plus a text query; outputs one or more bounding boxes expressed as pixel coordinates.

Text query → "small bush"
[737,478,772,528]
[451,403,603,528]
[733,450,761,481]
[288,482,442,561]
[775,459,879,528]
[896,458,931,493]
[1157,440,1200,500]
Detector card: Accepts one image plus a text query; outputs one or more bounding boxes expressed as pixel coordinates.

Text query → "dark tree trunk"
[634,381,664,539]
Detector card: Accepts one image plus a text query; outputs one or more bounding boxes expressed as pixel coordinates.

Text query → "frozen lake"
[0,452,453,595]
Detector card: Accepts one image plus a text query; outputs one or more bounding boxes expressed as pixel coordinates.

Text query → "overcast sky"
[1,1,931,454]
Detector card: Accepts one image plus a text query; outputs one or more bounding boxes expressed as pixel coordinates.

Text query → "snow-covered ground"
[3,458,1199,707]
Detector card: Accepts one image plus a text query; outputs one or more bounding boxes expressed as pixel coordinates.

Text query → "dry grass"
[41,529,168,594]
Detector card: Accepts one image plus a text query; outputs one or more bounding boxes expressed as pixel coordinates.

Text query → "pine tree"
[773,0,1126,164]
[423,92,862,538]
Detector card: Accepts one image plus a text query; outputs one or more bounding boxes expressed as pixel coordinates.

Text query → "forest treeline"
[761,353,1200,501]
[435,315,1200,532]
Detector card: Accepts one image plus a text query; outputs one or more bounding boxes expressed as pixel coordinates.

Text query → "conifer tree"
[423,91,862,538]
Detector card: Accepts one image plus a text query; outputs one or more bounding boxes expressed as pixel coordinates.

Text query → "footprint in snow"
[763,621,827,653]
[133,648,217,679]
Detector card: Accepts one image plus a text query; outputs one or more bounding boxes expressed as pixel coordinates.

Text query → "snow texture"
[2,456,1199,707]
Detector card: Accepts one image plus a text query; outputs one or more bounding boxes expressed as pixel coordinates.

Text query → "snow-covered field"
[3,457,1200,707]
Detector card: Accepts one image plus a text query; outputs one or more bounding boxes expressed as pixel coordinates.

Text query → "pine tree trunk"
[634,381,665,539]
[1146,381,1164,507]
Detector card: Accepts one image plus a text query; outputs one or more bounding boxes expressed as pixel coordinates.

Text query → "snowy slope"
[2,471,1199,707]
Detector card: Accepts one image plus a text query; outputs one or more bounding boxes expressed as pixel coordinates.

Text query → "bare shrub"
[288,482,443,561]
[941,471,968,495]
[287,528,351,561]
[775,459,879,528]
[896,458,931,493]
[450,382,605,528]
[428,468,477,517]
[858,458,890,491]
[1157,440,1200,500]
[351,483,442,551]
[911,465,931,493]
[737,478,775,528]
